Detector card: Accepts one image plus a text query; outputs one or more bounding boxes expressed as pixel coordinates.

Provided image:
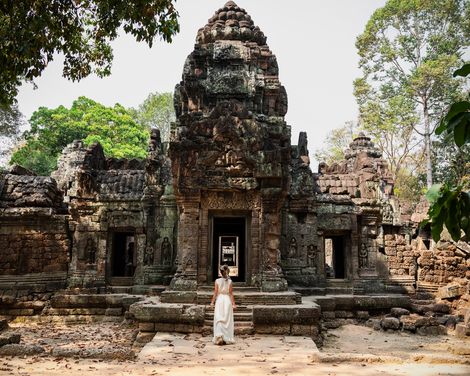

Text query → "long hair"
[220,264,230,279]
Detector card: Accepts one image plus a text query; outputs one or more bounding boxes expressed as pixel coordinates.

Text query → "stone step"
[205,305,252,313]
[205,312,253,322]
[197,291,301,305]
[109,277,134,286]
[202,322,254,335]
[199,284,260,292]
[325,286,354,295]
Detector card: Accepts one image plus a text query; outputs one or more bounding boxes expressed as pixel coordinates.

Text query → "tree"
[425,63,470,242]
[0,105,25,168]
[314,121,357,165]
[0,0,179,106]
[129,92,175,142]
[10,97,149,175]
[355,0,470,189]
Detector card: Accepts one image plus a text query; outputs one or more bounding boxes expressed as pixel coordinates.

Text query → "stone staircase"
[325,279,354,295]
[202,305,254,336]
[195,289,301,305]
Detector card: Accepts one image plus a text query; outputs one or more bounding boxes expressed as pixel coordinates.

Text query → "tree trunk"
[423,101,433,188]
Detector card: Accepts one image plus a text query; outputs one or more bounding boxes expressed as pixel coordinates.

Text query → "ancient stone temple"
[0,1,469,340]
[169,1,290,292]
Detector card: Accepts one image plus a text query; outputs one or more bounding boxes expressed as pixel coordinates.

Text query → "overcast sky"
[16,0,387,168]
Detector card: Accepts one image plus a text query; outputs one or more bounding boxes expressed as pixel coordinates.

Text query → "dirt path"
[1,322,469,376]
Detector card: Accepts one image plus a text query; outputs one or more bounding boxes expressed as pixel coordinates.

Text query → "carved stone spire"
[196,1,267,45]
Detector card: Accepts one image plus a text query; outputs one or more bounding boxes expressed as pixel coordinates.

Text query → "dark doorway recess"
[324,236,345,279]
[212,217,246,283]
[112,232,135,277]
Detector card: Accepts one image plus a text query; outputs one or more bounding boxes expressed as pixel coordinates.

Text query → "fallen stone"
[364,318,381,331]
[416,325,447,336]
[381,317,400,330]
[390,307,410,318]
[51,346,135,360]
[438,283,465,299]
[0,319,8,331]
[0,344,44,356]
[355,311,369,320]
[0,333,21,346]
[455,323,470,338]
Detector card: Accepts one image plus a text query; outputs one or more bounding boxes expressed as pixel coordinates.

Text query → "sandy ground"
[0,321,469,376]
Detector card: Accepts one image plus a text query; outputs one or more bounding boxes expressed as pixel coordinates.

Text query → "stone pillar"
[169,195,200,291]
[260,195,288,292]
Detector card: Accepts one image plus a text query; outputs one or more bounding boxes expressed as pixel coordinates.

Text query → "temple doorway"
[212,217,246,282]
[111,232,135,277]
[324,236,346,279]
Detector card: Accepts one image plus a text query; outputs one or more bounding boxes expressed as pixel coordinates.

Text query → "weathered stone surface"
[380,317,400,330]
[130,301,205,325]
[390,307,410,317]
[0,319,8,331]
[252,303,321,325]
[416,325,447,336]
[0,333,20,346]
[0,344,44,356]
[438,283,466,299]
[365,318,382,331]
[51,346,135,360]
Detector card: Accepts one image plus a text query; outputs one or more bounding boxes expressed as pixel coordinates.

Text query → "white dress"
[213,277,235,344]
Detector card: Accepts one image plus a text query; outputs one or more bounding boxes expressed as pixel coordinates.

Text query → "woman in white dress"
[210,265,236,345]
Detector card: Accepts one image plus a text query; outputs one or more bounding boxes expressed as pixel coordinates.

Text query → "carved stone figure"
[288,237,297,258]
[85,238,96,264]
[161,237,172,265]
[306,244,316,267]
[144,246,154,266]
[359,243,368,268]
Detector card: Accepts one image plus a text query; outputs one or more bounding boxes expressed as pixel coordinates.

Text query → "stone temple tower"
[169,1,291,292]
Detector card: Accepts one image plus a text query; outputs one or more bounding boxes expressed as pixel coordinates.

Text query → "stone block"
[334,310,354,319]
[0,333,21,346]
[355,311,369,320]
[174,324,196,333]
[455,323,470,338]
[438,284,465,299]
[105,308,123,316]
[139,322,155,332]
[0,344,44,356]
[365,318,381,331]
[252,304,320,325]
[381,317,400,330]
[390,307,410,318]
[291,324,315,336]
[416,325,447,336]
[130,302,205,325]
[321,311,335,320]
[0,319,8,331]
[134,332,155,344]
[255,324,290,335]
[154,323,176,332]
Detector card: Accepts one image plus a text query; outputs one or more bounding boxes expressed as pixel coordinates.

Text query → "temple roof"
[196,1,267,45]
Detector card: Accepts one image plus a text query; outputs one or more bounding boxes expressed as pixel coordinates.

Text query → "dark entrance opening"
[112,232,135,277]
[212,217,246,282]
[324,236,345,279]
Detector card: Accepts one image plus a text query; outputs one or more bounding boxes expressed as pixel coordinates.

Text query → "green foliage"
[355,0,470,188]
[424,183,470,242]
[0,0,179,106]
[10,97,149,175]
[129,92,175,142]
[425,63,470,241]
[435,64,470,146]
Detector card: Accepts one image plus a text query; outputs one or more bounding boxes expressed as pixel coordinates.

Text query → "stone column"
[169,195,200,291]
[260,194,288,292]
